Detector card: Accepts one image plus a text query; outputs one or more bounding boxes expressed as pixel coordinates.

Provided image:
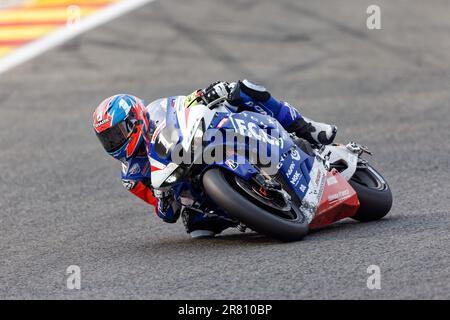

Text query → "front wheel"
[202,169,309,242]
[349,165,393,222]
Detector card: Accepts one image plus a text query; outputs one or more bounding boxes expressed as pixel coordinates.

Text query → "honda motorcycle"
[146,96,393,241]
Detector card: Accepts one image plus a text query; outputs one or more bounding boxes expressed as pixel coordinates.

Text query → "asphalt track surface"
[1,0,450,299]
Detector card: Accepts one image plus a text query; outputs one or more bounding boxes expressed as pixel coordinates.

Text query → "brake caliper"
[253,173,281,191]
[346,142,372,156]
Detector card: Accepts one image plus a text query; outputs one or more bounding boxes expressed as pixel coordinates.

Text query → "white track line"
[0,0,156,75]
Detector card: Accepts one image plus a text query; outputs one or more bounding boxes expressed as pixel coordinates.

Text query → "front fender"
[321,144,358,180]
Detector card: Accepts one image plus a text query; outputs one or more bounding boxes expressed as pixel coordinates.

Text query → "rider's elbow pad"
[229,79,271,105]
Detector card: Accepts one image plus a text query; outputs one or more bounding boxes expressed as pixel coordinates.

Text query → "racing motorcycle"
[147,96,393,241]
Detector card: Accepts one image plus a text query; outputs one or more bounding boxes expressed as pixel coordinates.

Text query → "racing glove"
[153,188,181,223]
[201,81,233,104]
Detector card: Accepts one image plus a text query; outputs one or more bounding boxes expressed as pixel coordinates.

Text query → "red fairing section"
[128,181,159,215]
[309,169,360,229]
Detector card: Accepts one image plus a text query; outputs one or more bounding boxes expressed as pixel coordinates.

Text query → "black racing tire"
[202,168,309,242]
[349,165,393,222]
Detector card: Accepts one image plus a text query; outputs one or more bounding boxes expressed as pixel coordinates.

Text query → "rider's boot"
[181,208,237,239]
[288,116,337,146]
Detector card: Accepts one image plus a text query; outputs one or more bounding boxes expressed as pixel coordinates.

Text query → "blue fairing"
[202,110,315,200]
[206,155,259,180]
[146,98,317,222]
[121,156,152,181]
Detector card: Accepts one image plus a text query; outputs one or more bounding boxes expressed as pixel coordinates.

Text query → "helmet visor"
[96,118,134,153]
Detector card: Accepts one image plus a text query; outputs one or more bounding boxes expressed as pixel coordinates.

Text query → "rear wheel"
[202,168,309,242]
[349,165,393,222]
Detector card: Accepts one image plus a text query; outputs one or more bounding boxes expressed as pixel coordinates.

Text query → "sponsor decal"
[290,149,301,161]
[328,189,351,202]
[276,145,298,170]
[122,179,137,190]
[286,163,295,177]
[232,118,280,146]
[327,176,338,186]
[225,159,238,170]
[290,171,302,186]
[316,170,326,199]
[315,169,322,186]
[289,105,298,120]
[276,152,288,170]
[298,163,327,223]
[94,118,109,128]
[129,163,141,175]
[121,161,129,174]
[299,184,307,193]
[253,104,269,115]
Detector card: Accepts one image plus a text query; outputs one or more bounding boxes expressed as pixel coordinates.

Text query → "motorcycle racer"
[93,80,337,238]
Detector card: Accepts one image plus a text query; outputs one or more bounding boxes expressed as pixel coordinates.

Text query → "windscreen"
[147,98,180,159]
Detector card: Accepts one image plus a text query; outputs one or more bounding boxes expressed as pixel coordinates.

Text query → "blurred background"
[0,0,449,299]
[0,0,124,57]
